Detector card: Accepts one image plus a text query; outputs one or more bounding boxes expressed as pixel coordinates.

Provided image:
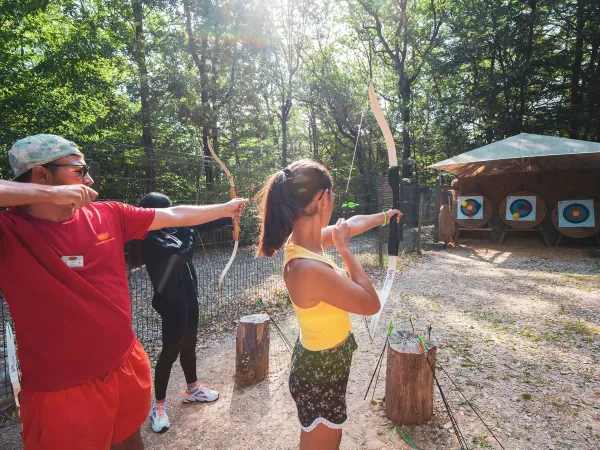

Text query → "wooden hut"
[428,134,600,245]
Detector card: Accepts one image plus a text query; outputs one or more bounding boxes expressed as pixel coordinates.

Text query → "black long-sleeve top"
[141,217,232,314]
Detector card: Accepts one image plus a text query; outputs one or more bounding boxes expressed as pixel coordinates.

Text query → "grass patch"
[472,434,492,448]
[564,319,597,335]
[393,425,419,449]
[458,395,478,408]
[521,393,533,400]
[588,248,600,259]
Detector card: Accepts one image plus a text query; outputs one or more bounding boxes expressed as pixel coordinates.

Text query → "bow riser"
[387,165,400,257]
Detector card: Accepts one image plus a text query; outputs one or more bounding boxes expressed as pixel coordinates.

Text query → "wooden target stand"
[452,193,494,243]
[497,191,551,246]
[385,331,437,424]
[552,198,600,248]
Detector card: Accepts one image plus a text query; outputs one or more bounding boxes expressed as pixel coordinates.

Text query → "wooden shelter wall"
[455,169,600,235]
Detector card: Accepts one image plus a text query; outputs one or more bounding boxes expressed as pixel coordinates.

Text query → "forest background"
[2,0,599,233]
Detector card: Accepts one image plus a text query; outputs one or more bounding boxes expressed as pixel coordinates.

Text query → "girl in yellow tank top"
[256,160,402,449]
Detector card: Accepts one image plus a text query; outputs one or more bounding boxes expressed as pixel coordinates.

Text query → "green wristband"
[382,210,388,227]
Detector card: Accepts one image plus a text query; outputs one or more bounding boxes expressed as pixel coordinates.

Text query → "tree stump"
[235,314,270,387]
[385,330,437,425]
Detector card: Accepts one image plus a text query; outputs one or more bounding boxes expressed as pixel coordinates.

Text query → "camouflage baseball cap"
[9,134,82,179]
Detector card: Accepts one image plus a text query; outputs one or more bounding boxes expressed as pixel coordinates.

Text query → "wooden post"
[385,331,437,425]
[235,314,270,387]
[433,173,441,242]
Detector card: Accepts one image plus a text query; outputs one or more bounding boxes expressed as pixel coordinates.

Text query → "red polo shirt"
[0,201,155,392]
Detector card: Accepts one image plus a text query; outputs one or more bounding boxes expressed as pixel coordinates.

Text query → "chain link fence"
[0,176,438,411]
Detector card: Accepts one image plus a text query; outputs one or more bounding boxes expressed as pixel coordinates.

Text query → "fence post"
[378,226,383,267]
[90,162,100,194]
[433,173,441,242]
[417,193,424,253]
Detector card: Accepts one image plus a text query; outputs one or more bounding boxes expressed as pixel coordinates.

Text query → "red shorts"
[20,340,151,450]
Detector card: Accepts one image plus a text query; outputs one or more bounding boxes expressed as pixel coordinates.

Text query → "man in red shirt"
[0,134,247,449]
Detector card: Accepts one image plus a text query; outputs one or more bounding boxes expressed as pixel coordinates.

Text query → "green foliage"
[2,0,598,212]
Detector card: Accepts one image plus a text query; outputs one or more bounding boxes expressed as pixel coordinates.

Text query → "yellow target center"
[461,200,467,207]
[467,205,473,211]
[572,211,580,217]
[513,212,520,219]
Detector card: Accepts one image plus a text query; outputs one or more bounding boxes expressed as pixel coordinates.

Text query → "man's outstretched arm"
[149,198,247,230]
[0,179,98,208]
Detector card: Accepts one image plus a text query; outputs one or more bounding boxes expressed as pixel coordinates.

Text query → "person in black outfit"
[129,192,232,433]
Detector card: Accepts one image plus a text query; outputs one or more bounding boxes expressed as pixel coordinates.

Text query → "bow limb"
[368,80,400,340]
[6,323,21,415]
[207,142,240,294]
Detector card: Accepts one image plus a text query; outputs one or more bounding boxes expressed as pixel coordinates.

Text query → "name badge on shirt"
[61,256,84,268]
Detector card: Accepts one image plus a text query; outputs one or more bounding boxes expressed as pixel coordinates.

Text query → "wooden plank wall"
[456,169,600,234]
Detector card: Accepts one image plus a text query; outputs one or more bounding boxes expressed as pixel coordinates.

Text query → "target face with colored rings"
[558,199,596,228]
[460,199,481,217]
[505,195,537,222]
[562,203,590,224]
[509,199,533,219]
[457,195,484,220]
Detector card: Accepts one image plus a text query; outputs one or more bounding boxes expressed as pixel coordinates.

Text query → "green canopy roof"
[429,133,600,177]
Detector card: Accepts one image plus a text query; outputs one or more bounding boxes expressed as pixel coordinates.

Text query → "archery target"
[457,196,484,220]
[558,199,595,228]
[505,196,537,222]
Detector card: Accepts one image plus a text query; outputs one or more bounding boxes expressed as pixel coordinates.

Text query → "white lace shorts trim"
[299,416,347,432]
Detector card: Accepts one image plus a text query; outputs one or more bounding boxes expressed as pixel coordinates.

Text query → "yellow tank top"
[284,243,352,351]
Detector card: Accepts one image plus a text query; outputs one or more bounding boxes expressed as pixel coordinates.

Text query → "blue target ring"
[460,199,482,217]
[562,203,590,224]
[509,199,533,219]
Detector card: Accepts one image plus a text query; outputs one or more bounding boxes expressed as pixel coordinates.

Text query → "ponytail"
[256,160,332,257]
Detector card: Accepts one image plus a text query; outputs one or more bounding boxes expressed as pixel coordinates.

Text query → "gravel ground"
[1,237,599,449]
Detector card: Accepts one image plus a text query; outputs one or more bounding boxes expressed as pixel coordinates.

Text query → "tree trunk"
[309,104,318,159]
[281,94,291,167]
[518,0,536,134]
[400,82,411,179]
[210,29,220,174]
[183,0,213,187]
[570,0,586,139]
[584,6,600,141]
[281,115,288,167]
[131,0,155,192]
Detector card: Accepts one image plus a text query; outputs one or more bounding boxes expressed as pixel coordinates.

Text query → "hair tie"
[283,168,293,179]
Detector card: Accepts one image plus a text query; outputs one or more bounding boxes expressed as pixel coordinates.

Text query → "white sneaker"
[150,402,170,433]
[182,383,219,403]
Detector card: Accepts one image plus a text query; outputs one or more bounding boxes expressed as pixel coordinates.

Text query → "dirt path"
[141,240,599,450]
[2,240,598,449]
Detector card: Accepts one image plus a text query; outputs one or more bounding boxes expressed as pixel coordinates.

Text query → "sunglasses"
[318,189,335,200]
[44,164,90,178]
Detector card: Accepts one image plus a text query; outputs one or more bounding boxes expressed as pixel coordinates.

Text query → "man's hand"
[51,185,98,209]
[223,198,247,220]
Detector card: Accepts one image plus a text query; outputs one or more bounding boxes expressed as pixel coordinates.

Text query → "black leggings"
[154,306,199,400]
